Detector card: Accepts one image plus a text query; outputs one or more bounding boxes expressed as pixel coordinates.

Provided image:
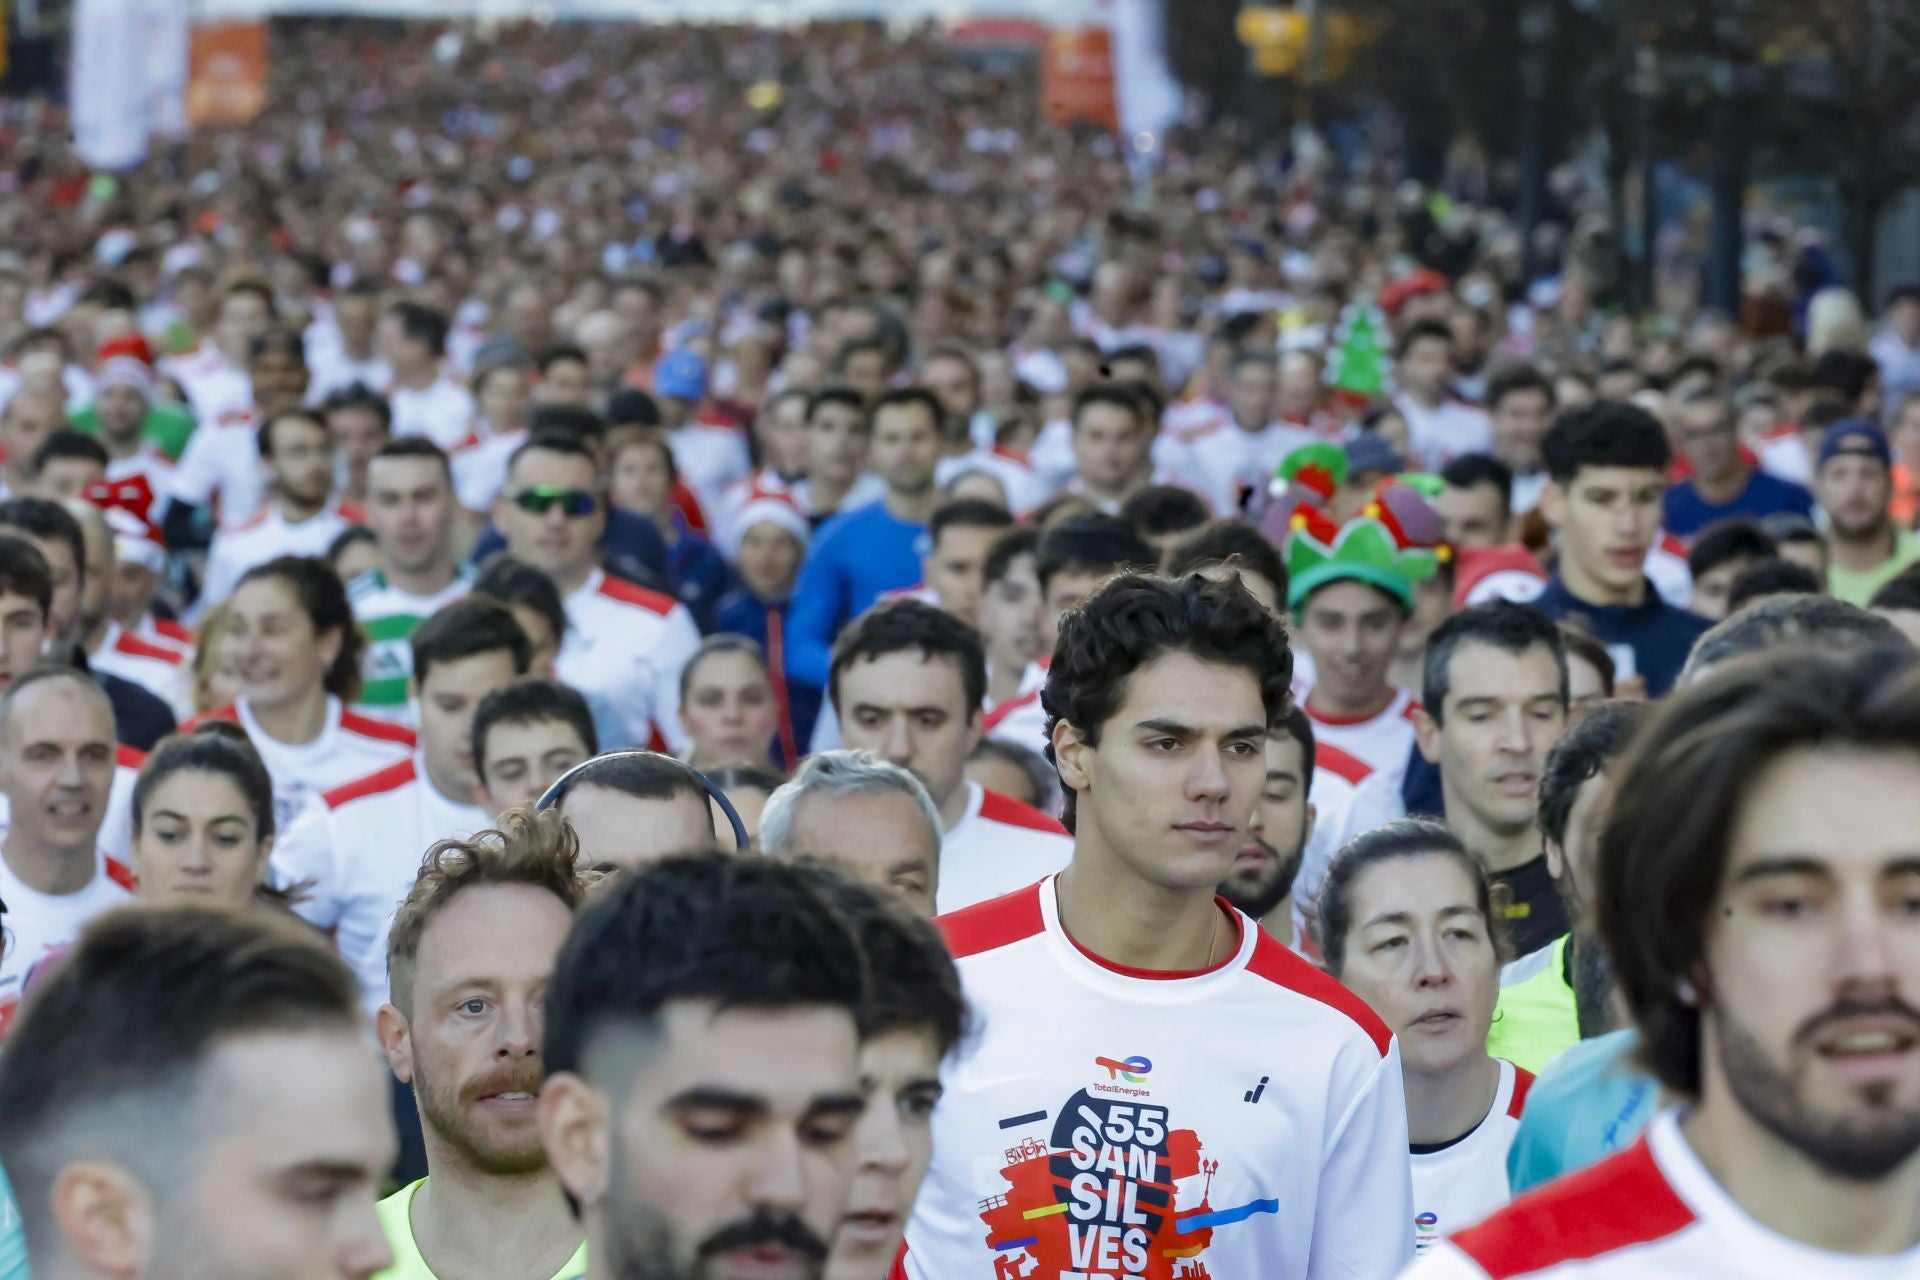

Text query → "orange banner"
[186,20,266,126]
[1042,27,1116,130]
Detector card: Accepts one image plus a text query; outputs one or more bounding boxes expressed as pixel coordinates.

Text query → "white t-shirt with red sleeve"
[1411,1059,1533,1255]
[934,782,1074,915]
[0,847,136,1034]
[1304,686,1420,783]
[556,568,702,754]
[188,696,417,832]
[1405,1107,1920,1278]
[902,877,1415,1280]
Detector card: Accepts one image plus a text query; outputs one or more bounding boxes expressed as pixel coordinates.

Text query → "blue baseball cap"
[1817,417,1891,471]
[1345,433,1404,477]
[653,348,709,402]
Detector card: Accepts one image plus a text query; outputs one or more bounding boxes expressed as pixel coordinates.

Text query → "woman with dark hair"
[677,635,780,772]
[188,555,414,826]
[129,727,286,909]
[1318,818,1526,1256]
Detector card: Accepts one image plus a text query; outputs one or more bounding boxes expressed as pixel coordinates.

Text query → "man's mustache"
[698,1209,829,1262]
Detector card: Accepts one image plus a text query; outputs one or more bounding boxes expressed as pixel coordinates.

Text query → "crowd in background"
[0,16,1916,1280]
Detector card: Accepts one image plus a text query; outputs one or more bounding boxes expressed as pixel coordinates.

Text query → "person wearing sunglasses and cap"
[494,430,701,753]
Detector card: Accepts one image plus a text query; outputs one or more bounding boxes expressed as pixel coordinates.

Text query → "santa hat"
[1450,544,1549,611]
[730,495,809,556]
[85,477,168,574]
[95,334,155,400]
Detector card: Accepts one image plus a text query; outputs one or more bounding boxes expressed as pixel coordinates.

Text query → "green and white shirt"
[349,567,472,723]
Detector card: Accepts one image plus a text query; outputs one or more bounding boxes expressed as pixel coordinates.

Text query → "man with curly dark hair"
[904,572,1417,1279]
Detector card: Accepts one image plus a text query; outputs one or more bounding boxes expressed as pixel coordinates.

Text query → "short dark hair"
[1164,520,1288,602]
[1071,384,1147,431]
[0,533,53,618]
[258,406,328,459]
[536,342,589,374]
[387,302,450,357]
[1869,566,1920,612]
[1043,573,1291,832]
[1683,595,1905,682]
[0,905,359,1259]
[1725,559,1822,612]
[829,599,986,719]
[967,738,1055,809]
[1599,646,1920,1095]
[1036,513,1155,593]
[321,383,394,432]
[873,387,943,428]
[1119,485,1210,540]
[796,864,966,1055]
[1537,702,1648,850]
[410,597,532,685]
[472,679,597,777]
[1394,317,1454,361]
[371,435,453,479]
[327,524,376,569]
[805,386,868,424]
[606,388,660,429]
[473,555,567,642]
[1274,703,1316,780]
[1810,349,1879,406]
[1559,624,1616,696]
[1317,818,1503,974]
[132,729,276,841]
[1686,519,1777,581]
[556,751,714,840]
[247,328,306,369]
[1422,601,1568,725]
[529,404,609,442]
[235,556,364,701]
[28,429,107,478]
[542,855,868,1082]
[1440,453,1515,516]
[506,429,599,481]
[0,497,86,578]
[1541,400,1673,484]
[1486,364,1555,413]
[983,526,1040,588]
[929,499,1014,548]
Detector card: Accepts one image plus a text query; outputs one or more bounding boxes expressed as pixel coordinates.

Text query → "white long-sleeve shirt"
[905,876,1415,1280]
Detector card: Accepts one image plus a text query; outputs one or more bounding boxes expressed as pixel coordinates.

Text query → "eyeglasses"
[509,486,600,517]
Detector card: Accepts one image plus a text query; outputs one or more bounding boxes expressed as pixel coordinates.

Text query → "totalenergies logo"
[1093,1054,1152,1083]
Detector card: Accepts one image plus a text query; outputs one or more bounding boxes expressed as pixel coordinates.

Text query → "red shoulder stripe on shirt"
[1402,698,1423,722]
[596,573,678,616]
[1658,531,1688,558]
[322,758,417,808]
[153,617,195,646]
[978,788,1068,835]
[1315,741,1373,786]
[116,744,146,771]
[1245,931,1394,1056]
[114,630,187,665]
[104,856,139,894]
[183,705,241,730]
[1449,1138,1693,1278]
[337,709,417,746]
[980,689,1041,733]
[939,883,1047,960]
[1506,1063,1536,1119]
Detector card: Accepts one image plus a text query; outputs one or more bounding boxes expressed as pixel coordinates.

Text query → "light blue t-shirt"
[1506,1028,1661,1194]
[0,1161,28,1280]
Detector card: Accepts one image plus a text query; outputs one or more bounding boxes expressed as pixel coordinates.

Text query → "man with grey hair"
[759,749,942,916]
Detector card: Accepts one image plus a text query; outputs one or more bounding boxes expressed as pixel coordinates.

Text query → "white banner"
[72,0,152,168]
[189,0,1107,22]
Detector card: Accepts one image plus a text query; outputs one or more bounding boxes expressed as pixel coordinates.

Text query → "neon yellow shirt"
[375,1179,587,1280]
[1486,934,1580,1074]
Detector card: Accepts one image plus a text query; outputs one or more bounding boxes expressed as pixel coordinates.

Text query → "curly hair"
[1041,572,1292,832]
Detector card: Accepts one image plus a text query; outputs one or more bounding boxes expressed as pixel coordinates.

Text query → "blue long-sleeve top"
[781,500,928,687]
